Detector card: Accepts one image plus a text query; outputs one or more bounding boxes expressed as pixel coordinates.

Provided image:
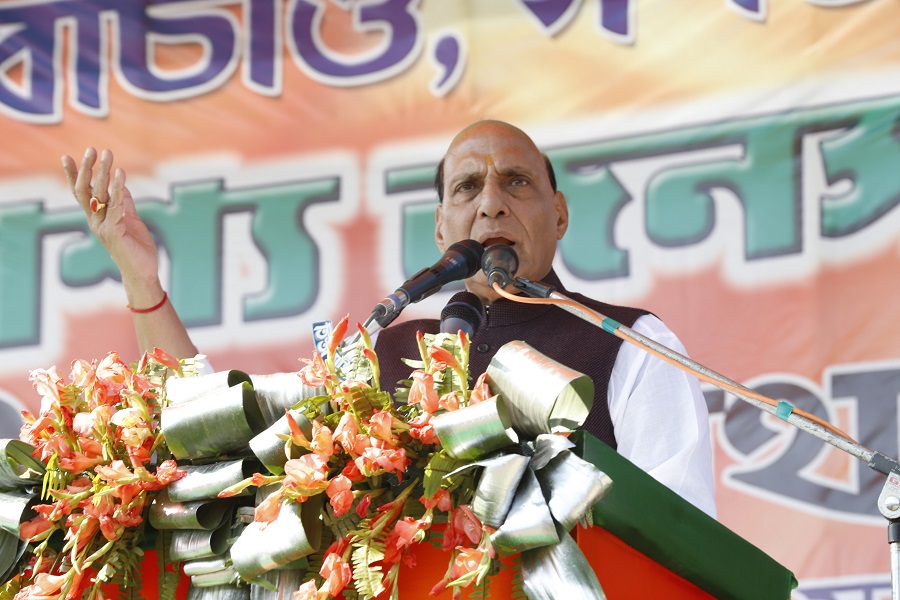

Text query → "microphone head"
[481,244,519,288]
[440,291,484,338]
[447,239,486,278]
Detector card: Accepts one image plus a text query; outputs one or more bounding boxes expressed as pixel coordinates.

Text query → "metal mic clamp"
[482,244,519,288]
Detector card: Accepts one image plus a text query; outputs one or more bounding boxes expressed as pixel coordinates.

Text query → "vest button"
[476,343,490,353]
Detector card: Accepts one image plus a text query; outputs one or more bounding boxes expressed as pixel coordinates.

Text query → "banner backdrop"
[1,0,899,597]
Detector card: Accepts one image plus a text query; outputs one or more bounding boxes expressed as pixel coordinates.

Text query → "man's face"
[435,122,568,303]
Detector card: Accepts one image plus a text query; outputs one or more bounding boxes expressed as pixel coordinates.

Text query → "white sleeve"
[607,314,717,518]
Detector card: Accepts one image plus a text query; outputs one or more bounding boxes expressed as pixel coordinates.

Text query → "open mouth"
[481,237,514,248]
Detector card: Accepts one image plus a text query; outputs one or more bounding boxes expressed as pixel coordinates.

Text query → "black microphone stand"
[511,275,900,599]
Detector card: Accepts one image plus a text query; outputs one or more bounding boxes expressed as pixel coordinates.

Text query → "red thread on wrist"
[128,291,168,314]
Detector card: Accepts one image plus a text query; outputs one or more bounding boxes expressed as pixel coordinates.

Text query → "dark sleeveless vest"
[373,270,648,449]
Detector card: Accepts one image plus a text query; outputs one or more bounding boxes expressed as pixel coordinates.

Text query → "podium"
[134,431,796,599]
[395,432,797,599]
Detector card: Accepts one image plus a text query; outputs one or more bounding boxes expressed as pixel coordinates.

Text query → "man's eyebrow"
[447,171,483,188]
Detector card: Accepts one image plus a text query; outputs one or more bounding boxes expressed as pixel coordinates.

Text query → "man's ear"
[555,191,569,240]
[434,204,447,252]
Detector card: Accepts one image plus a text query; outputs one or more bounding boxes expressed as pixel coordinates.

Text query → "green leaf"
[423,451,466,499]
[351,541,386,599]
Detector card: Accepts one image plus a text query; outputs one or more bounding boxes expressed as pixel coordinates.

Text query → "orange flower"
[421,488,453,512]
[408,412,437,445]
[333,412,358,455]
[299,352,329,388]
[439,391,461,412]
[442,505,482,551]
[383,516,426,564]
[469,372,494,406]
[327,315,349,359]
[428,345,460,372]
[310,421,335,461]
[367,411,394,444]
[319,551,352,595]
[283,454,330,496]
[408,371,439,413]
[291,580,321,600]
[146,346,182,374]
[326,475,354,517]
[19,513,54,541]
[254,489,285,524]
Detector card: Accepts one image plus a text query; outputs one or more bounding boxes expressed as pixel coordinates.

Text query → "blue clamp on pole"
[775,400,794,421]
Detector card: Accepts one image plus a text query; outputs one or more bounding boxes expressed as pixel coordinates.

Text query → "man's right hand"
[61,147,165,309]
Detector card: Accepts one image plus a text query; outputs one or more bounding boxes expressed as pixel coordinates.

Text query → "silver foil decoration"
[0,490,36,536]
[191,565,239,588]
[490,469,559,556]
[486,340,594,437]
[250,569,307,600]
[0,528,27,584]
[149,491,234,530]
[250,373,322,428]
[432,397,518,460]
[249,409,312,474]
[536,447,613,532]
[184,557,230,576]
[169,522,232,562]
[187,583,250,600]
[167,459,261,503]
[230,495,323,580]
[0,440,44,489]
[162,379,264,460]
[520,524,607,600]
[446,454,530,529]
[167,371,252,406]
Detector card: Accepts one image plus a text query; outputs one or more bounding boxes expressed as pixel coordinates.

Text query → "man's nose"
[478,178,508,218]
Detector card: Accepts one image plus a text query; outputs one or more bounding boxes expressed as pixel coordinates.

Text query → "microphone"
[372,239,485,327]
[482,244,519,289]
[440,291,484,338]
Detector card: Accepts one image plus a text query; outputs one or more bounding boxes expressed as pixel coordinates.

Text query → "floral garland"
[2,348,191,599]
[0,314,605,600]
[219,315,498,599]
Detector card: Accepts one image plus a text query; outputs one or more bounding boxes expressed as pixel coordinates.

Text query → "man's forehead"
[444,140,543,177]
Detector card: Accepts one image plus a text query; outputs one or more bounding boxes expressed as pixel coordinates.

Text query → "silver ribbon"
[432,397,518,460]
[162,377,264,460]
[520,523,607,600]
[433,342,612,597]
[190,565,239,588]
[166,371,252,406]
[149,490,234,530]
[167,459,261,503]
[0,440,44,489]
[249,373,322,428]
[184,557,230,577]
[250,570,308,600]
[230,493,323,580]
[486,341,594,437]
[0,490,36,536]
[187,584,250,600]
[0,491,31,583]
[169,521,232,563]
[249,410,312,474]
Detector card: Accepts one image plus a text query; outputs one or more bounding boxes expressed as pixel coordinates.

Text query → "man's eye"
[510,178,528,187]
[457,182,474,193]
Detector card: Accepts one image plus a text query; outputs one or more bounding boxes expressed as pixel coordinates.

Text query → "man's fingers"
[93,149,113,203]
[107,167,128,221]
[74,147,97,205]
